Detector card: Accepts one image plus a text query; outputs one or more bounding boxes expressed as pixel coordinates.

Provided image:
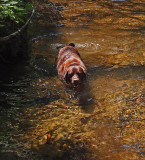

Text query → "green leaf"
[1,0,9,2]
[9,1,18,5]
[0,0,33,24]
[15,8,25,11]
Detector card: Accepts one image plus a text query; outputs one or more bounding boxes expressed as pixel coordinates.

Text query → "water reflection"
[0,0,145,159]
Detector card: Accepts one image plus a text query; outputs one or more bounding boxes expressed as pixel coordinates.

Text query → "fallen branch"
[0,9,35,42]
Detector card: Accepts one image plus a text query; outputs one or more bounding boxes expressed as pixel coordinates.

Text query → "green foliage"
[0,0,33,27]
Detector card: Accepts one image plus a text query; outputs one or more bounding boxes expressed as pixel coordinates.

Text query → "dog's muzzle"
[72,74,80,87]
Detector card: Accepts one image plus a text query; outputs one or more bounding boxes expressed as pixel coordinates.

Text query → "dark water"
[0,0,145,159]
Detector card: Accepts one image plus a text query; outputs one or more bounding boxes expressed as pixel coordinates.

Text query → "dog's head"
[65,65,87,87]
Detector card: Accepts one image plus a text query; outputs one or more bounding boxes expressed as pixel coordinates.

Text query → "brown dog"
[57,43,87,87]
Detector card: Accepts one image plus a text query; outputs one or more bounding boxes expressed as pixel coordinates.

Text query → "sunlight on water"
[0,0,145,159]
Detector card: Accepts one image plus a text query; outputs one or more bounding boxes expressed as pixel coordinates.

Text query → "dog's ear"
[64,71,71,83]
[81,66,87,75]
[80,66,87,80]
[69,43,75,47]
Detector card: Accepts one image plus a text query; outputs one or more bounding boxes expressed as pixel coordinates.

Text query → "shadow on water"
[77,84,97,113]
[0,54,58,108]
[0,54,59,159]
[64,81,97,113]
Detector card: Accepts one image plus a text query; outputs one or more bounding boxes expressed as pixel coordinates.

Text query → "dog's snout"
[72,74,79,86]
[73,79,79,85]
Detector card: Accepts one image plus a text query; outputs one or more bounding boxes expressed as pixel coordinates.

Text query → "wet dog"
[57,43,87,88]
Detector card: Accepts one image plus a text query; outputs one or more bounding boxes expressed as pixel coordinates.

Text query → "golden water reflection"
[15,0,145,159]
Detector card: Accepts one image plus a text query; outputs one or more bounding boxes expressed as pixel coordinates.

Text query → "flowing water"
[0,0,145,159]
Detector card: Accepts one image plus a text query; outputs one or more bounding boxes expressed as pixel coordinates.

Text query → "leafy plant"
[0,0,33,27]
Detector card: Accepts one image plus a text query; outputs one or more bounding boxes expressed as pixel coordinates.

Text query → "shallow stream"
[0,0,145,159]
